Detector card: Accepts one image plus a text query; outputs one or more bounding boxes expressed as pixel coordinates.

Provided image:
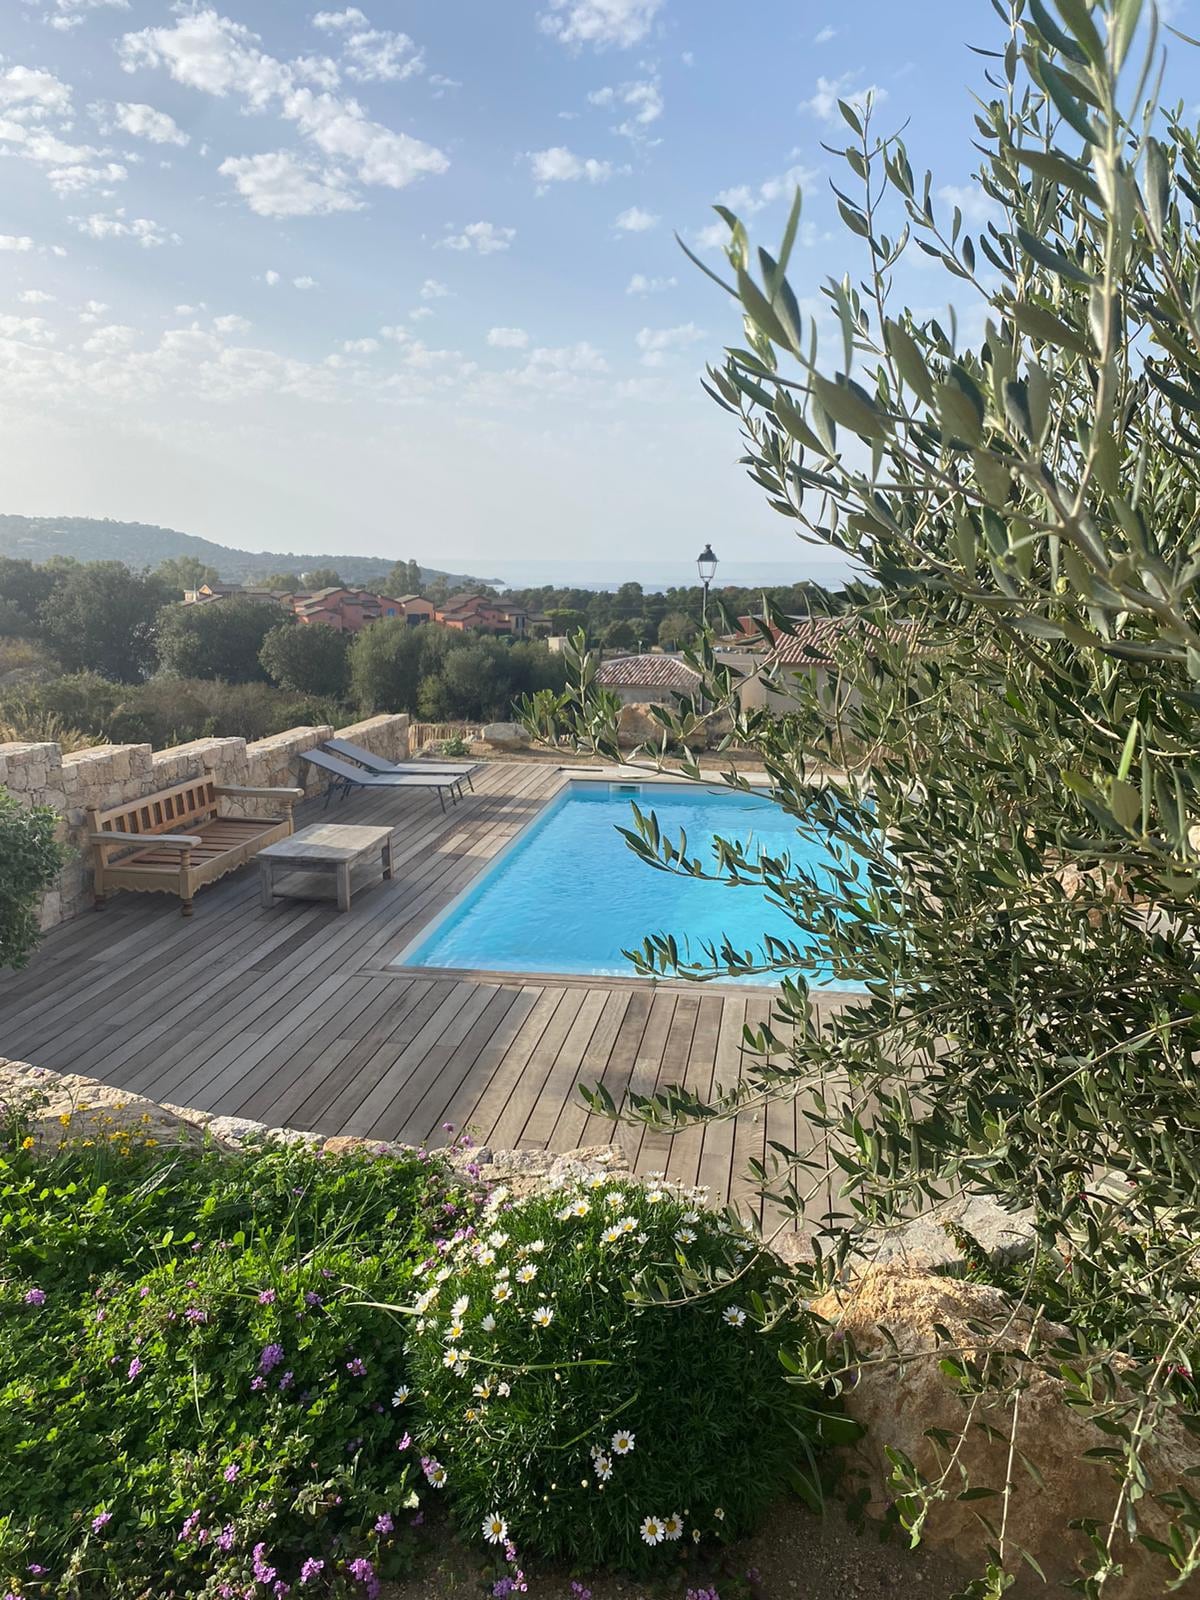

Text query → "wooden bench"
[87,774,305,917]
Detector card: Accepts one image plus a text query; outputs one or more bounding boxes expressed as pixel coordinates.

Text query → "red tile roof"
[721,615,918,667]
[597,654,703,692]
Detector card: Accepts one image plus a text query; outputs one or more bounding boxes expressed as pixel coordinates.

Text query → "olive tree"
[526,3,1200,1592]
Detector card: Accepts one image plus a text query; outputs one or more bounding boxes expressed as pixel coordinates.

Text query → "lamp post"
[696,543,718,627]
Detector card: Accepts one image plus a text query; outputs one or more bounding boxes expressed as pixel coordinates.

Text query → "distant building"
[716,615,917,712]
[436,595,532,636]
[182,582,285,607]
[390,594,436,625]
[596,652,703,707]
[287,588,409,633]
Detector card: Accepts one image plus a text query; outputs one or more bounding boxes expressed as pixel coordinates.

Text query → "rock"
[863,1194,1035,1272]
[478,721,528,751]
[469,1143,631,1199]
[617,703,665,746]
[813,1266,1195,1596]
[0,1057,229,1153]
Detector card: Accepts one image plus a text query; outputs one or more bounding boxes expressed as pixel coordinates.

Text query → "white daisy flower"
[675,1227,696,1246]
[442,1346,470,1372]
[472,1379,493,1399]
[646,1187,665,1203]
[488,1231,509,1249]
[714,1506,725,1521]
[723,1305,747,1327]
[451,1295,469,1318]
[481,1312,497,1333]
[592,1452,613,1482]
[414,1288,438,1314]
[555,1205,573,1221]
[663,1513,683,1541]
[495,1265,511,1279]
[476,1247,496,1267]
[446,1319,464,1341]
[516,1264,538,1283]
[611,1429,635,1455]
[605,1191,623,1209]
[529,1238,546,1252]
[482,1513,508,1545]
[636,1232,648,1244]
[571,1200,590,1217]
[640,1516,665,1546]
[391,1385,410,1407]
[683,1209,701,1223]
[531,1304,554,1327]
[587,1175,607,1190]
[601,1226,622,1245]
[492,1281,513,1304]
[435,1265,452,1283]
[425,1461,448,1489]
[497,1381,511,1397]
[618,1216,636,1234]
[485,1185,510,1208]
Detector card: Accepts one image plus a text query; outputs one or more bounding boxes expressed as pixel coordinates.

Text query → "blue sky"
[0,0,1184,580]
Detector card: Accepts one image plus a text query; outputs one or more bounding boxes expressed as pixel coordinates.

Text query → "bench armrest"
[89,832,203,849]
[213,785,305,803]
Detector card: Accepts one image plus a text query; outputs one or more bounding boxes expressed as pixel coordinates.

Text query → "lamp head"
[696,543,718,583]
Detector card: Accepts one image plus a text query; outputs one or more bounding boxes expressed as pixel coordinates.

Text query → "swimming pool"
[398,780,860,988]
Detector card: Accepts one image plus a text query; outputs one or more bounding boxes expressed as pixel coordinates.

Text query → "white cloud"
[714,163,815,219]
[72,210,179,248]
[937,182,1000,225]
[110,101,189,145]
[37,0,130,31]
[120,9,448,209]
[82,323,136,353]
[429,74,462,94]
[78,299,108,321]
[214,313,251,334]
[814,25,836,43]
[420,277,449,299]
[588,76,662,138]
[293,275,318,289]
[380,324,409,342]
[528,146,614,186]
[440,220,515,254]
[615,205,658,232]
[312,7,425,83]
[625,272,675,294]
[802,73,888,124]
[409,305,434,320]
[0,314,56,343]
[342,335,379,353]
[0,65,72,114]
[46,161,127,195]
[0,236,35,253]
[487,327,529,348]
[19,289,56,304]
[0,65,130,196]
[539,0,663,50]
[218,151,360,218]
[635,321,704,366]
[263,269,281,285]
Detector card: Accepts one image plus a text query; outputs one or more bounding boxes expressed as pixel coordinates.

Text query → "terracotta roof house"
[436,595,531,636]
[716,615,919,712]
[596,653,703,706]
[286,588,408,633]
[182,582,286,607]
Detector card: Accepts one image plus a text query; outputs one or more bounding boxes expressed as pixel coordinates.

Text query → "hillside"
[0,515,496,589]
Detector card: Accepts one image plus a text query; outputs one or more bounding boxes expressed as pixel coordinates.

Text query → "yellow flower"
[20,1136,33,1150]
[58,1113,72,1127]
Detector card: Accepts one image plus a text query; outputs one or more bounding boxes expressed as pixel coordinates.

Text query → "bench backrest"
[88,775,219,838]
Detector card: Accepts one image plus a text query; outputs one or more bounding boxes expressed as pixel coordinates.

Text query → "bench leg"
[382,837,394,881]
[180,896,194,917]
[260,863,275,908]
[336,861,352,912]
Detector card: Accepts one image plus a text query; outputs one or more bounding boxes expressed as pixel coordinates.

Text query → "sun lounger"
[322,737,478,790]
[301,749,467,813]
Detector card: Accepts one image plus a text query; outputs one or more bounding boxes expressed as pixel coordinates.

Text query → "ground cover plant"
[406,1172,844,1586]
[522,2,1200,1592]
[0,1104,464,1600]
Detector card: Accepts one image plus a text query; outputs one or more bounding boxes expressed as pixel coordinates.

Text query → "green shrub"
[0,791,64,969]
[0,1121,465,1598]
[406,1171,833,1574]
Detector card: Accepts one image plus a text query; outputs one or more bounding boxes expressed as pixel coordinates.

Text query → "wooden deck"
[0,762,852,1214]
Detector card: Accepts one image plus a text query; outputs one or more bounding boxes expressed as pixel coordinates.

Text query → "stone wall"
[0,712,409,930]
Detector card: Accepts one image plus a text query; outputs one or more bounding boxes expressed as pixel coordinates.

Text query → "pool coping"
[384,767,867,999]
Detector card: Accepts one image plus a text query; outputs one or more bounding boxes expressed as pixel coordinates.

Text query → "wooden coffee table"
[258,823,395,913]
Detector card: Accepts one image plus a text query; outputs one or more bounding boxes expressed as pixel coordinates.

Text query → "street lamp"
[696,543,718,626]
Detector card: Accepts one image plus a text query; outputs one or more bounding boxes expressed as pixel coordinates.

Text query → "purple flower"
[274,1585,291,1599]
[217,1524,235,1552]
[250,1376,266,1392]
[223,1464,240,1483]
[374,1512,393,1535]
[252,1543,277,1585]
[298,1558,324,1585]
[303,1291,322,1308]
[138,1285,151,1298]
[442,1122,455,1133]
[345,1356,366,1377]
[24,1288,46,1307]
[26,1567,47,1578]
[278,1370,295,1392]
[396,1432,412,1451]
[185,1307,208,1323]
[92,1511,112,1534]
[127,1357,142,1381]
[259,1342,284,1373]
[178,1511,202,1543]
[257,1289,277,1305]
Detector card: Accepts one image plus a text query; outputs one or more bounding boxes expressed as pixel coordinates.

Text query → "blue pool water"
[400,781,859,987]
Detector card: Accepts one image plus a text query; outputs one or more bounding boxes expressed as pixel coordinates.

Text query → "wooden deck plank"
[0,759,861,1212]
